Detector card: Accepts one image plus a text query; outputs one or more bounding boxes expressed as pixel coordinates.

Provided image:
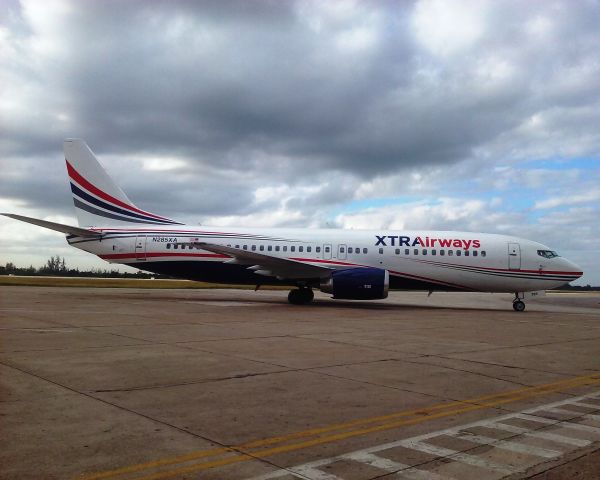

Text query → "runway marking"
[80,372,600,480]
[247,390,600,480]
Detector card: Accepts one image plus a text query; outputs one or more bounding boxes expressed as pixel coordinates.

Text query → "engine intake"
[320,267,389,300]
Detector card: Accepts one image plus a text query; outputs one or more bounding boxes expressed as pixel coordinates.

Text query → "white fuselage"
[67,225,582,292]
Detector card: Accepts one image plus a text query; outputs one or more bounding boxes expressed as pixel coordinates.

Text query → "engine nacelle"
[320,267,389,300]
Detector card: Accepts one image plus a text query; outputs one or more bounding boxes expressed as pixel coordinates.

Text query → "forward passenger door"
[508,242,521,270]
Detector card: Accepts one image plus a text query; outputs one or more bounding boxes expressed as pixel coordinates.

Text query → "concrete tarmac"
[0,286,599,480]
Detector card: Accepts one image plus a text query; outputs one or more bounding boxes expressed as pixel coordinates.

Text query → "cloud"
[0,0,599,284]
[534,191,600,210]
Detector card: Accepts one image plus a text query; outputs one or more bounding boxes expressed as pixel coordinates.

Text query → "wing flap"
[192,241,331,280]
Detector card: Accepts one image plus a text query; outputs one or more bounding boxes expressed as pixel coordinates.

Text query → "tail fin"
[64,139,181,227]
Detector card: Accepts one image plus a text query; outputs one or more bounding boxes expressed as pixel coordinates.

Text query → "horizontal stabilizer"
[1,213,102,237]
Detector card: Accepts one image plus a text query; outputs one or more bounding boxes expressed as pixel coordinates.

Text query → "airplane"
[2,139,583,311]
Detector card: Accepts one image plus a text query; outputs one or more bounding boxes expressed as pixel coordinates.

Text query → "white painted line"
[287,464,342,480]
[543,407,586,416]
[544,409,600,422]
[569,401,600,409]
[248,459,339,480]
[244,390,600,480]
[343,451,457,480]
[514,414,557,424]
[450,432,562,458]
[398,439,517,475]
[488,423,591,447]
[557,422,600,434]
[344,451,407,471]
[394,468,458,480]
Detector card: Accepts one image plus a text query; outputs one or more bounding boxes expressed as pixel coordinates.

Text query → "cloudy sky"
[1,0,599,284]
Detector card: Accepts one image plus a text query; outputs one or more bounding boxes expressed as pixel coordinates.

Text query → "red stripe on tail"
[66,160,172,221]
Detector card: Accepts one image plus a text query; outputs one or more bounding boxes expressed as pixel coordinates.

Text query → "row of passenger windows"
[387,248,486,257]
[339,247,369,254]
[166,243,324,253]
[164,242,485,258]
[166,244,194,250]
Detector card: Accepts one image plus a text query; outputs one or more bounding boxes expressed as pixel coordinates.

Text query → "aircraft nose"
[563,258,583,280]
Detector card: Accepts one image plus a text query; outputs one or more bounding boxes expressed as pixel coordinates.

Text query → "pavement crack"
[93,369,298,393]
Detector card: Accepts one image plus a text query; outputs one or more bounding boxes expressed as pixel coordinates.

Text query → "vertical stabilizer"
[64,139,180,227]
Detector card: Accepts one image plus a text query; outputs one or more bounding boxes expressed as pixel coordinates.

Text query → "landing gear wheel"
[288,288,314,305]
[513,300,526,312]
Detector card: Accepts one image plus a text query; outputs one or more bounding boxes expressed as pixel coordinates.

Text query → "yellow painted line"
[81,372,600,480]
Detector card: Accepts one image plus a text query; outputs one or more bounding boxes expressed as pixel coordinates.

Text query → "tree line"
[1,256,596,289]
[1,256,170,279]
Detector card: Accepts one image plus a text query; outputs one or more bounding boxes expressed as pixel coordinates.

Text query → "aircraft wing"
[192,241,333,280]
[1,213,102,237]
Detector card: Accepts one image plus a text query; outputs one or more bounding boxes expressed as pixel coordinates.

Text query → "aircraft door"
[135,235,147,261]
[338,244,347,260]
[323,244,332,260]
[508,242,521,270]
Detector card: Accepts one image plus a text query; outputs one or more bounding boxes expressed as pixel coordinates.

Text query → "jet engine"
[320,267,389,300]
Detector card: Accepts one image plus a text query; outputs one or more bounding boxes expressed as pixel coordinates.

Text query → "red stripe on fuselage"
[413,258,581,276]
[66,161,172,221]
[99,252,229,260]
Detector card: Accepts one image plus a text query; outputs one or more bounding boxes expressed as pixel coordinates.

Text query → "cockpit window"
[537,250,559,259]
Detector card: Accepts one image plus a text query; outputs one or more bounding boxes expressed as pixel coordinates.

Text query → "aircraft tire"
[288,288,313,305]
[513,300,526,312]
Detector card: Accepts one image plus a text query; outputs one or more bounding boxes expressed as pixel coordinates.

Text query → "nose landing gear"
[513,300,526,311]
[513,292,526,312]
[288,287,314,305]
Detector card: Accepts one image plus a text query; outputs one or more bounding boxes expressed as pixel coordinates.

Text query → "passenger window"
[307,246,311,253]
[299,246,304,252]
[340,247,345,253]
[189,245,193,249]
[481,251,486,257]
[167,244,171,249]
[456,250,461,256]
[275,245,280,251]
[395,248,400,254]
[473,251,478,257]
[243,245,248,250]
[363,248,368,254]
[432,249,436,255]
[235,244,240,249]
[448,250,453,256]
[283,246,287,252]
[325,246,330,253]
[316,246,321,253]
[440,250,445,256]
[348,247,353,254]
[252,245,256,251]
[259,245,264,251]
[414,249,419,255]
[422,249,427,255]
[267,245,272,251]
[291,246,295,252]
[464,250,469,256]
[174,244,178,250]
[379,248,384,254]
[405,248,410,255]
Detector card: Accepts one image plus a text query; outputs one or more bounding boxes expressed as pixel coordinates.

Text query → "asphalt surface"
[1,286,599,480]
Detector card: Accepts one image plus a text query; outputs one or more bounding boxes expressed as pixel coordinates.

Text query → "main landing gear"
[288,287,314,305]
[513,293,526,312]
